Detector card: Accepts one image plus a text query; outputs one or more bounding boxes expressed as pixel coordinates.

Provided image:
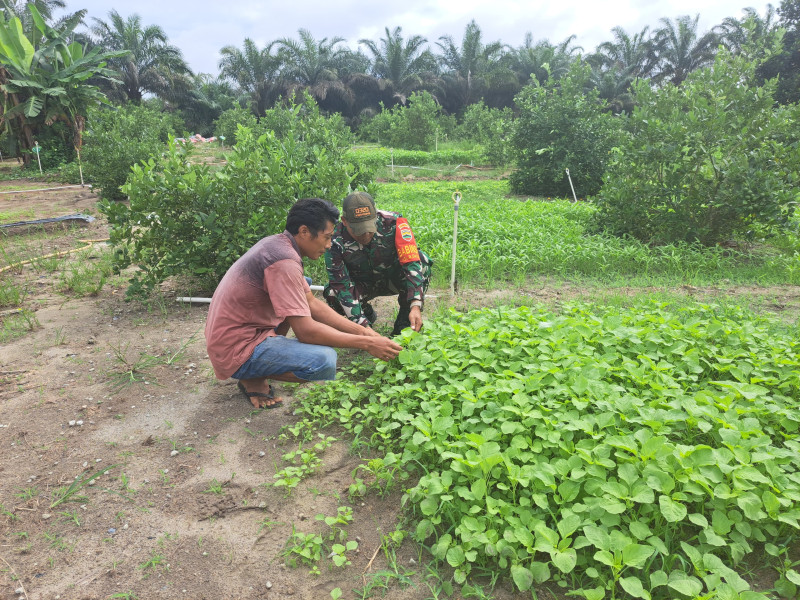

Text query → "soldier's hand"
[410,306,423,332]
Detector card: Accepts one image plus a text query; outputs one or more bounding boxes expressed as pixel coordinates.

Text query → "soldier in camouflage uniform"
[324,192,432,336]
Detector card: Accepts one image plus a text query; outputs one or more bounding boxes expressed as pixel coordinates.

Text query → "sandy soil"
[1,178,798,600]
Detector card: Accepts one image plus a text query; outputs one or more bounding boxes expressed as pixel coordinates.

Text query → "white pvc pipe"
[450,191,461,296]
[177,285,325,304]
[566,168,578,203]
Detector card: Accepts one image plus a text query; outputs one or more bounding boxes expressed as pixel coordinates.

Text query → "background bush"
[359,91,457,151]
[101,96,367,298]
[456,102,515,166]
[509,61,622,198]
[212,106,257,145]
[591,51,800,245]
[82,104,178,201]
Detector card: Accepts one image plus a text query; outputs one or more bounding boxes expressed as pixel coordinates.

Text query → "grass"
[49,464,117,509]
[0,309,39,343]
[306,180,800,290]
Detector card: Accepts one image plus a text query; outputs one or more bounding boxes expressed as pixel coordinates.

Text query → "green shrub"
[457,102,515,166]
[213,106,258,145]
[101,96,366,298]
[82,104,177,201]
[591,51,800,245]
[509,61,622,198]
[31,121,74,170]
[359,92,456,151]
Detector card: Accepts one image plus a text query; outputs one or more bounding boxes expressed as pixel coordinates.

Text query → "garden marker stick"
[451,190,462,296]
[34,142,42,174]
[566,168,578,203]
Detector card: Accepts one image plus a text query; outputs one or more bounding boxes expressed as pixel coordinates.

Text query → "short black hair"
[285,198,340,236]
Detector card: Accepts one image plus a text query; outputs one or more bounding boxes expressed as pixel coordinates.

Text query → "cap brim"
[349,219,377,235]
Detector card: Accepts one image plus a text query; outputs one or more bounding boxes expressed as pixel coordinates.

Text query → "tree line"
[1,0,799,164]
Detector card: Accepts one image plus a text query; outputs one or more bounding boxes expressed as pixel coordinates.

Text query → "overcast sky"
[59,0,775,76]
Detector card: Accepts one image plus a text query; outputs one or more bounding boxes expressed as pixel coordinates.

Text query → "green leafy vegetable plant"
[297,300,800,598]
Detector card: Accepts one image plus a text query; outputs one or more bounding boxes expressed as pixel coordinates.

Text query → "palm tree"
[275,28,355,111]
[90,10,191,103]
[714,5,779,57]
[218,38,283,116]
[652,15,719,85]
[590,26,656,79]
[359,26,436,101]
[172,73,236,136]
[512,33,583,86]
[435,19,511,113]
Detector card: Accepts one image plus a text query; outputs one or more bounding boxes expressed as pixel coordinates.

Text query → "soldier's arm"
[325,241,369,326]
[394,217,428,304]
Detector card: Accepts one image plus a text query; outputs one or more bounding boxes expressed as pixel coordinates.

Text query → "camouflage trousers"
[323,270,430,336]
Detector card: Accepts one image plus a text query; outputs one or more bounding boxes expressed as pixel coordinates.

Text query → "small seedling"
[203,479,226,495]
[138,551,168,574]
[15,487,38,501]
[59,510,81,526]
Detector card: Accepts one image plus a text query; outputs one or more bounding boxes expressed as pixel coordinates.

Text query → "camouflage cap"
[342,192,377,235]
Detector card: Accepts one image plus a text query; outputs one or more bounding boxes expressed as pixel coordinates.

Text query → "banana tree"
[0,4,124,169]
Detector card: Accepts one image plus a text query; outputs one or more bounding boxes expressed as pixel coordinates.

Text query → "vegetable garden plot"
[297,301,800,599]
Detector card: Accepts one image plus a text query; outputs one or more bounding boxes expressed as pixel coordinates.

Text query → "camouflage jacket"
[324,210,432,324]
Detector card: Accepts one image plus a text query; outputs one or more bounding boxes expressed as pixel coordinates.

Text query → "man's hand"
[365,336,403,362]
[358,325,383,338]
[409,306,423,332]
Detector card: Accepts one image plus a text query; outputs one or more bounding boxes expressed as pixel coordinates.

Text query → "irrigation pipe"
[565,168,578,203]
[176,285,324,304]
[0,184,92,195]
[451,190,461,296]
[0,238,109,275]
[177,288,438,304]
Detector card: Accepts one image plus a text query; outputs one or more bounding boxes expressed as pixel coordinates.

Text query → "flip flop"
[237,381,282,409]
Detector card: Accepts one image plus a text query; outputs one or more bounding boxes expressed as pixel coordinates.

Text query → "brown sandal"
[237,382,282,409]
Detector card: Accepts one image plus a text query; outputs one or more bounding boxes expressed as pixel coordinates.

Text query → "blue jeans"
[232,335,337,382]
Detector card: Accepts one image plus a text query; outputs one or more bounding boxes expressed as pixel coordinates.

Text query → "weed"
[138,551,168,575]
[52,326,66,346]
[15,486,38,501]
[59,510,81,527]
[203,478,226,495]
[0,309,39,342]
[316,506,354,543]
[106,341,164,390]
[49,464,117,508]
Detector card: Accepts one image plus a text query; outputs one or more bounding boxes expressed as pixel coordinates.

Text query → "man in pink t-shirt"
[205,198,402,409]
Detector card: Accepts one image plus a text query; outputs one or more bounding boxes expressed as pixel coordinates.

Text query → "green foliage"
[364,180,800,287]
[592,50,800,245]
[102,95,363,298]
[346,147,485,172]
[359,92,457,151]
[509,61,622,197]
[82,104,178,201]
[456,102,515,166]
[297,301,800,598]
[213,106,258,145]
